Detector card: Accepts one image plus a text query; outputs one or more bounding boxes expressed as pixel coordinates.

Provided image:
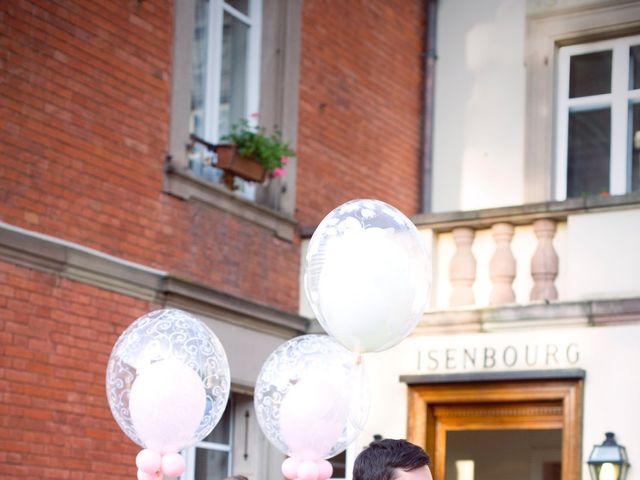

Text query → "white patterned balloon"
[254,335,369,460]
[304,199,431,353]
[105,309,230,454]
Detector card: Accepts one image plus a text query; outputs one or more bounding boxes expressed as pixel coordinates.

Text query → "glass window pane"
[567,108,611,198]
[569,51,612,98]
[630,103,640,191]
[195,449,229,480]
[190,0,210,137]
[218,11,249,138]
[631,45,640,90]
[225,0,249,15]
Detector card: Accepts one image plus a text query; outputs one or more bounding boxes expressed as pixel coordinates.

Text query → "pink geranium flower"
[281,156,289,165]
[272,167,286,178]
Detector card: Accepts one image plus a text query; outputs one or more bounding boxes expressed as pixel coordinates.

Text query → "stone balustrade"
[412,194,640,310]
[445,218,559,308]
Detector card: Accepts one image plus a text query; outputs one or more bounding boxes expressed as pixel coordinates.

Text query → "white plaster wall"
[353,346,411,453]
[566,209,640,300]
[358,324,640,480]
[432,0,526,213]
[526,0,620,16]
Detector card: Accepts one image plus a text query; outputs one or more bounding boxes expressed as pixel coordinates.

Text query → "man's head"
[353,439,432,480]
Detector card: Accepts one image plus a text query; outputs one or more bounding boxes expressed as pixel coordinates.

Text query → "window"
[183,393,257,480]
[189,0,262,199]
[524,1,640,203]
[181,391,348,480]
[184,395,233,480]
[166,0,301,231]
[555,34,640,199]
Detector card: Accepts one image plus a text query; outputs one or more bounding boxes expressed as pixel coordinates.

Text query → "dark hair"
[353,439,430,480]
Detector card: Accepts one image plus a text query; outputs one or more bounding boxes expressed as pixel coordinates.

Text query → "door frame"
[405,370,584,480]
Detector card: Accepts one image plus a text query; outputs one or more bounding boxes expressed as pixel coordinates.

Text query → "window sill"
[164,165,297,241]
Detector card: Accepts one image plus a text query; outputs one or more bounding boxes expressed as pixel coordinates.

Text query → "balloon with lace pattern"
[254,334,370,480]
[304,199,431,353]
[106,308,230,479]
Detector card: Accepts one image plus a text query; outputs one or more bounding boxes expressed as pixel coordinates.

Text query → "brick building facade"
[0,1,426,479]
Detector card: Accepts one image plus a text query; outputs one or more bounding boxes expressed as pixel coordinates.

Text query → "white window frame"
[555,34,640,200]
[523,1,640,204]
[202,0,262,143]
[182,396,235,480]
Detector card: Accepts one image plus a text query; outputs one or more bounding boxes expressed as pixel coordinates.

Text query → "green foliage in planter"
[221,118,295,174]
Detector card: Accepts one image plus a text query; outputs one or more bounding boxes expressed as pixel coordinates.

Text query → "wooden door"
[407,378,583,480]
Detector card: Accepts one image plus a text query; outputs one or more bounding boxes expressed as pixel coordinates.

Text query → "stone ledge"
[160,276,309,338]
[415,297,640,335]
[412,192,640,232]
[400,368,586,385]
[0,221,164,300]
[0,221,307,338]
[164,166,298,241]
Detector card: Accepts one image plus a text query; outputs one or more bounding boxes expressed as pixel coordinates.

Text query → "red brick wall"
[0,1,427,478]
[297,0,426,227]
[0,260,156,479]
[0,0,299,312]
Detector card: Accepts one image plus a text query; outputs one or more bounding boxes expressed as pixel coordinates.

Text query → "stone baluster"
[530,219,559,301]
[489,222,516,305]
[449,227,476,306]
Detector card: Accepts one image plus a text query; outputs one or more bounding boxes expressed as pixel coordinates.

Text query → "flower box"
[215,144,268,183]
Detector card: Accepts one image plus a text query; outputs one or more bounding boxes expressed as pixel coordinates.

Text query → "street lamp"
[587,432,630,480]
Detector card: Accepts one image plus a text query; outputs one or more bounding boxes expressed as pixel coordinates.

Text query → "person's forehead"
[393,466,433,480]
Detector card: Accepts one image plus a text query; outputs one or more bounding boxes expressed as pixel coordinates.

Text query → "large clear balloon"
[304,199,431,353]
[254,334,369,461]
[106,308,230,454]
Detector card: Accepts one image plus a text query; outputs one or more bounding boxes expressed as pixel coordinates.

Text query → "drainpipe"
[420,0,438,213]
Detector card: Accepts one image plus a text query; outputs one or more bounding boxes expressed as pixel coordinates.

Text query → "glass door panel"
[444,429,561,480]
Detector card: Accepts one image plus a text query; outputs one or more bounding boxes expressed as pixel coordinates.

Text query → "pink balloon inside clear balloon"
[317,460,333,480]
[162,453,186,477]
[129,358,206,454]
[279,374,349,460]
[137,469,156,480]
[136,449,162,474]
[297,460,320,480]
[282,457,300,479]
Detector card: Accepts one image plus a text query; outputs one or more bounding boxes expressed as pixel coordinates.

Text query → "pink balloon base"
[282,457,333,480]
[136,449,186,479]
